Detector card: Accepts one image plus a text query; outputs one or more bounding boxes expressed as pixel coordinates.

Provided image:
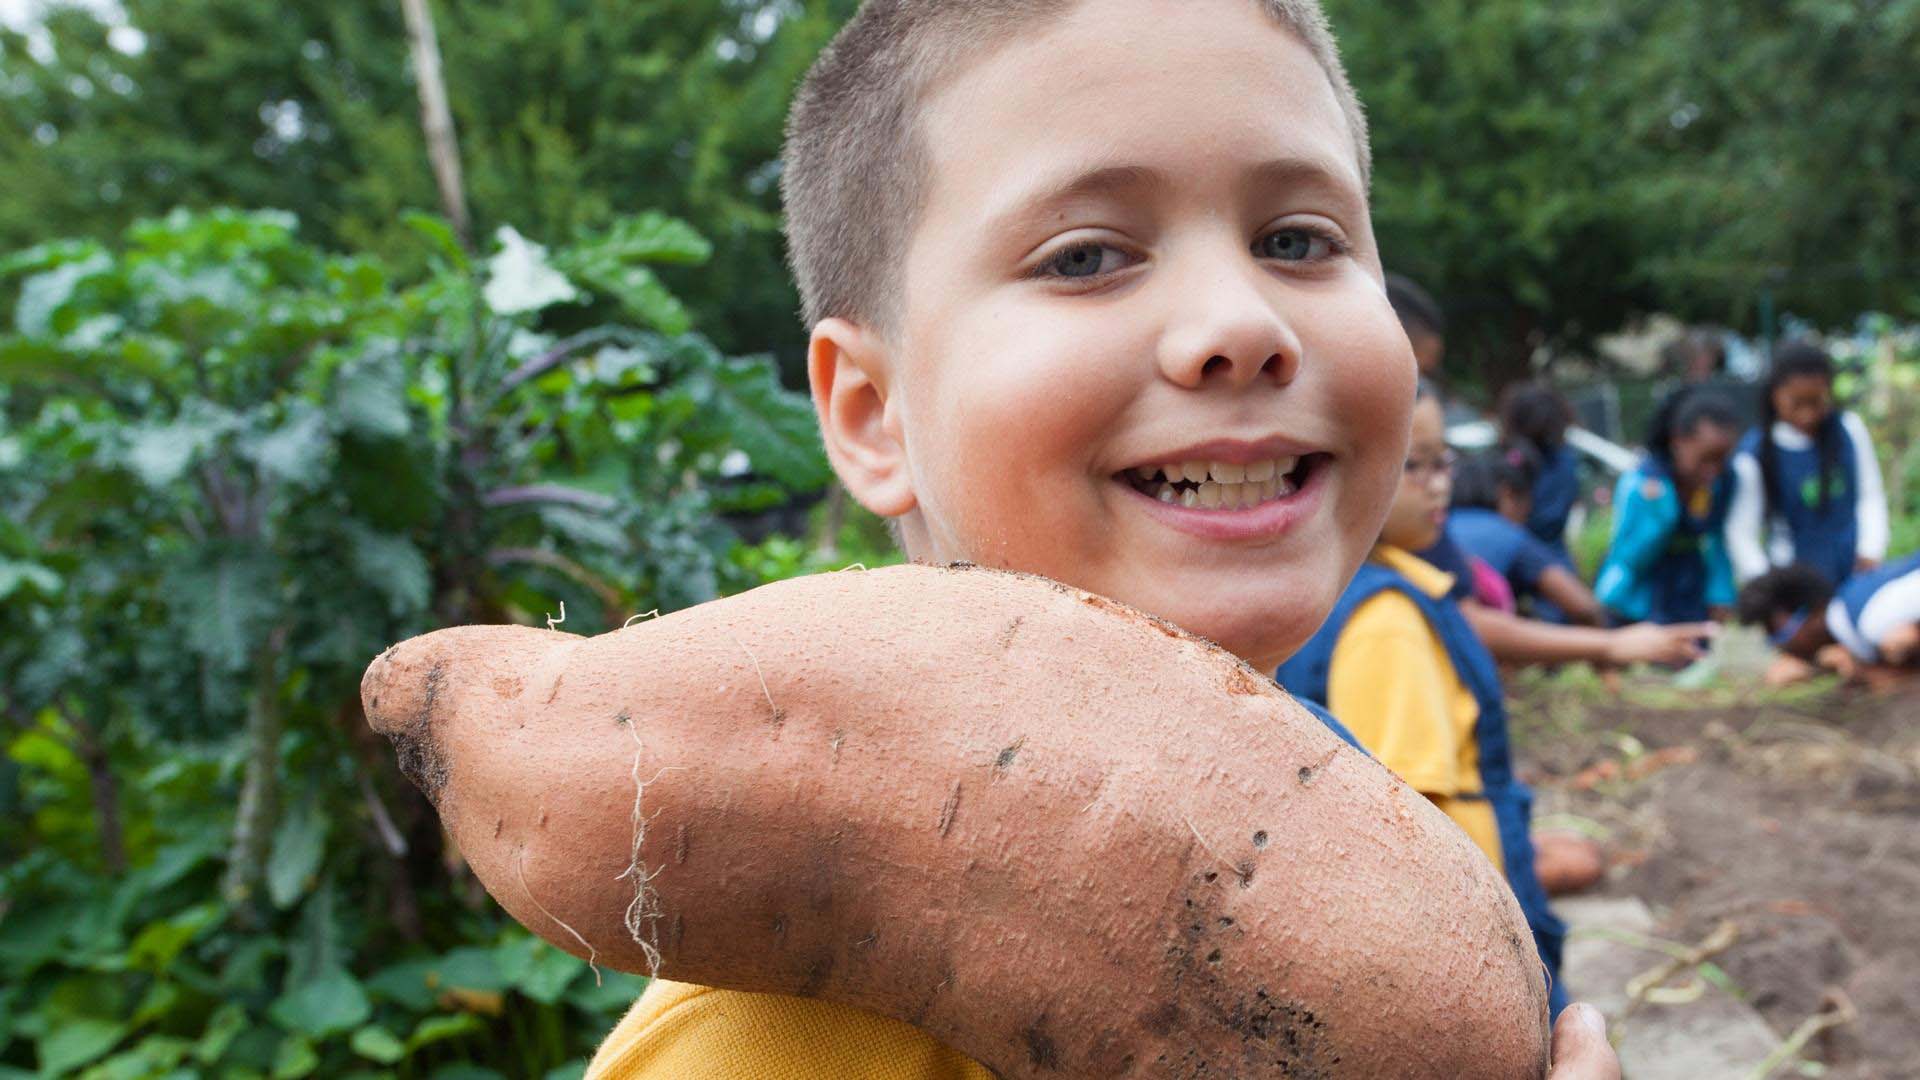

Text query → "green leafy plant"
[0,207,829,1077]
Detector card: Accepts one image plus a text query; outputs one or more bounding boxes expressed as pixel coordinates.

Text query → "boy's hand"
[1603,622,1715,666]
[1856,555,1882,574]
[1547,1004,1620,1079]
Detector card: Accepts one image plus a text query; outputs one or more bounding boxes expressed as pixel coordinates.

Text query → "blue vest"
[1834,551,1920,653]
[1277,562,1569,1016]
[1741,417,1859,586]
[1293,696,1365,753]
[1638,457,1732,624]
[1528,443,1579,556]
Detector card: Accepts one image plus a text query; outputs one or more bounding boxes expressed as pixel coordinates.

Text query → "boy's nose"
[1156,271,1303,390]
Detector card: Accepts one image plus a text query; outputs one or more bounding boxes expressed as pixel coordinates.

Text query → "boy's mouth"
[1119,455,1325,510]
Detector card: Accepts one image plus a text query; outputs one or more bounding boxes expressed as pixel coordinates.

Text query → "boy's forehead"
[914,0,1365,218]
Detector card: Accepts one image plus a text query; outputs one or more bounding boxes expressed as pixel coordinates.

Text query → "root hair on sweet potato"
[1183,815,1251,886]
[722,627,782,726]
[546,601,567,631]
[516,849,602,986]
[622,608,662,628]
[614,713,682,977]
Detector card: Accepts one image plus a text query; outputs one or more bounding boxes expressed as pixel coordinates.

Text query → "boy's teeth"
[1127,455,1312,509]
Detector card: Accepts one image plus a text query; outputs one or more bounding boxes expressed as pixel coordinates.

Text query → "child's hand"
[1878,623,1920,666]
[1603,622,1715,666]
[1856,555,1882,574]
[1547,1004,1621,1079]
[1814,643,1860,680]
[1765,652,1819,688]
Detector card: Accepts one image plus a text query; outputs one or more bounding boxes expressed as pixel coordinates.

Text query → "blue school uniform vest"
[1292,696,1365,753]
[1739,417,1860,586]
[1600,457,1732,624]
[1276,562,1569,1016]
[1528,443,1579,556]
[1830,551,1920,660]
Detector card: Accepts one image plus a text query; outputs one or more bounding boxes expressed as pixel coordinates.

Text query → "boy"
[392,0,1618,1074]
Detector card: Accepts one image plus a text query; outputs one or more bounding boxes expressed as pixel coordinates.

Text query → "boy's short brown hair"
[781,0,1371,331]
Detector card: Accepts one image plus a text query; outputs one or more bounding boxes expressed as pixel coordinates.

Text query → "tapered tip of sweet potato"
[361,624,566,803]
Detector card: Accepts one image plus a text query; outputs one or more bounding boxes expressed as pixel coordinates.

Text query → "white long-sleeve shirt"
[1726,411,1889,583]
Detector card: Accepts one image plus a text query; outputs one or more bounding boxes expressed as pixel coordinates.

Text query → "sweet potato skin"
[363,564,1550,1077]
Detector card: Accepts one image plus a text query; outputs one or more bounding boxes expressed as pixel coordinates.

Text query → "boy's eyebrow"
[981,163,1165,236]
[982,155,1364,240]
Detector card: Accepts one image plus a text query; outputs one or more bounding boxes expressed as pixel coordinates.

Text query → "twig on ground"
[1620,919,1739,1019]
[1744,988,1856,1080]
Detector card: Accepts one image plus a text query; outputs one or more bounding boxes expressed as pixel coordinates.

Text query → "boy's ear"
[809,318,916,518]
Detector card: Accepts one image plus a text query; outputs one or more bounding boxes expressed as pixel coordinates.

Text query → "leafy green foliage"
[0,207,831,1076]
[0,0,861,358]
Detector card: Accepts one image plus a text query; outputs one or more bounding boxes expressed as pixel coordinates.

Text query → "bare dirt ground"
[1513,670,1920,1079]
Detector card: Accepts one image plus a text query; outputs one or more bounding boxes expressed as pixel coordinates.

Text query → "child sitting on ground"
[1501,382,1582,559]
[1726,340,1890,588]
[1596,389,1742,626]
[1450,447,1606,626]
[1738,555,1920,687]
[1278,385,1571,1015]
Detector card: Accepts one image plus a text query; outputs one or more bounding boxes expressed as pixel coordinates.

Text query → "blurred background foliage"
[0,0,1916,1076]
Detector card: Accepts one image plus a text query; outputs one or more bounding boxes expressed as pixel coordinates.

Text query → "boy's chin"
[1145,588,1335,674]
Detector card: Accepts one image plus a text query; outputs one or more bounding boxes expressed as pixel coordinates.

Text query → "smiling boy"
[795,0,1407,668]
[392,0,1619,1074]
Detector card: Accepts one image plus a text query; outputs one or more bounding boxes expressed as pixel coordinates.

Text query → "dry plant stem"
[1621,920,1739,1022]
[363,564,1551,1078]
[1744,989,1856,1080]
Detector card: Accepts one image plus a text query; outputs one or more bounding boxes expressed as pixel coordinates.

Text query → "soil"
[1514,678,1920,1079]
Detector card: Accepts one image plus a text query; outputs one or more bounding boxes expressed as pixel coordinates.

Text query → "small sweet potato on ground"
[363,563,1550,1077]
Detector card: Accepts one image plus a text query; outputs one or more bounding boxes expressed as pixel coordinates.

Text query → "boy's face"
[821,0,1413,670]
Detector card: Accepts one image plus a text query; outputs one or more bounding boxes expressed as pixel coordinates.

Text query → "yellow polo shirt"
[585,978,993,1079]
[1327,545,1503,869]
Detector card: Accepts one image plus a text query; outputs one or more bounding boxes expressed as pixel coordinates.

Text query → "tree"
[0,0,862,359]
[1321,0,1919,388]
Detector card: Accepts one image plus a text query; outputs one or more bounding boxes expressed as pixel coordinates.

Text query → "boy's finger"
[1546,1003,1620,1080]
[1678,622,1720,638]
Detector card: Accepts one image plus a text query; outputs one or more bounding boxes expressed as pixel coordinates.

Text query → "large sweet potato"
[363,563,1550,1077]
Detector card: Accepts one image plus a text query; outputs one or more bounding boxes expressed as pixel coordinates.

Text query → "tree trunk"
[64,706,127,875]
[399,0,472,250]
[223,628,288,913]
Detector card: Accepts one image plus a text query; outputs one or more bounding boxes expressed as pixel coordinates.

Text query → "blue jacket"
[1596,456,1733,624]
[1737,417,1860,586]
[1277,560,1569,1016]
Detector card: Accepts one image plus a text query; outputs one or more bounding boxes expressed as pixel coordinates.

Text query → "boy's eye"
[1255,228,1337,262]
[1036,242,1131,279]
